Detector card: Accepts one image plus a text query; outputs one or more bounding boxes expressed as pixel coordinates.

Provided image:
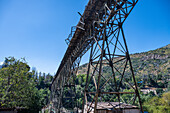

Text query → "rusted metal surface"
[50,0,143,113]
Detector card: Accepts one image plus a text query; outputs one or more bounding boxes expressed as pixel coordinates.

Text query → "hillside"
[68,45,170,112]
[78,44,170,83]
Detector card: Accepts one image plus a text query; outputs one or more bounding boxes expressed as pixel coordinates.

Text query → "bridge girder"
[51,0,143,113]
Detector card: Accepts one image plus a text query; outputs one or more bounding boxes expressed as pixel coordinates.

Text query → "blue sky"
[0,0,169,74]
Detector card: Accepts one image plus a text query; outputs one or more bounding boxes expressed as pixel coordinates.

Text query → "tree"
[156,88,164,96]
[158,82,164,88]
[0,57,33,107]
[0,57,51,113]
[143,91,170,113]
[160,91,170,106]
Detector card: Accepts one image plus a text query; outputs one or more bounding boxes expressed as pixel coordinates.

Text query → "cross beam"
[50,0,143,113]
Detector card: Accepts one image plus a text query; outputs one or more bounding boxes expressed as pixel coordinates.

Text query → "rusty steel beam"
[50,0,143,113]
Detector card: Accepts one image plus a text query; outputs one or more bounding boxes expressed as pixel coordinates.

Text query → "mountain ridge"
[78,44,170,77]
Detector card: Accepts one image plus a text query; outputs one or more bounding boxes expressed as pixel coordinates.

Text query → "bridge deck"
[50,0,143,112]
[52,0,107,84]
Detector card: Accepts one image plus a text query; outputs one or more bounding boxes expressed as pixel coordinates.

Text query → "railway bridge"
[50,0,143,112]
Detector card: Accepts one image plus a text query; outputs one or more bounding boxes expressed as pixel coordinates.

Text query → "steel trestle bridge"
[50,0,143,112]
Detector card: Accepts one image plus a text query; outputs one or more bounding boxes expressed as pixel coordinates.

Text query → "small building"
[140,87,157,95]
[84,102,140,113]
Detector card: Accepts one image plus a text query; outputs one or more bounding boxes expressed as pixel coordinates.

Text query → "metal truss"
[50,0,143,113]
[50,56,81,112]
[62,56,81,111]
[82,0,144,112]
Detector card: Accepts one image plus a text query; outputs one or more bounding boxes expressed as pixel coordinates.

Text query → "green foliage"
[158,82,165,88]
[0,57,33,107]
[0,57,53,113]
[78,45,170,89]
[76,45,170,112]
[143,105,169,113]
[156,88,164,96]
[143,91,170,113]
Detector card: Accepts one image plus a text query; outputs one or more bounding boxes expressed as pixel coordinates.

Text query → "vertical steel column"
[120,26,144,113]
[83,1,143,113]
[82,43,93,112]
[51,0,143,113]
[93,7,107,112]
